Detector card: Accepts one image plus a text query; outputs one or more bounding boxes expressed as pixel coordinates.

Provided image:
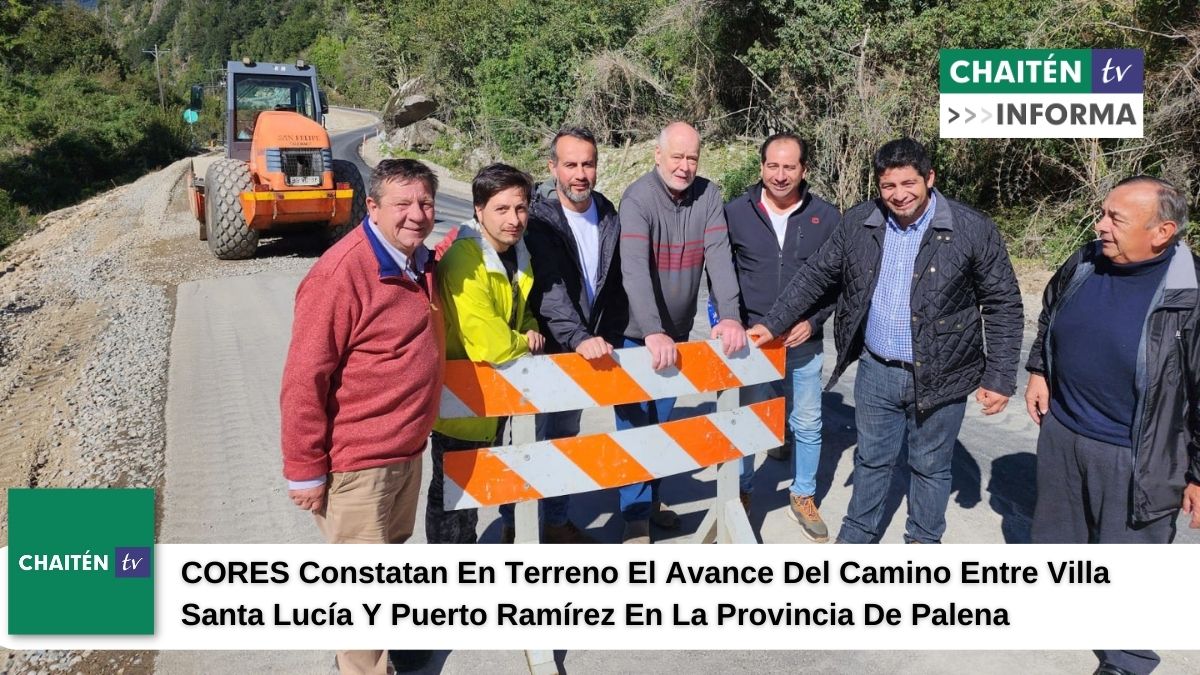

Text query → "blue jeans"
[738,348,823,497]
[838,352,967,544]
[498,410,577,528]
[614,337,677,522]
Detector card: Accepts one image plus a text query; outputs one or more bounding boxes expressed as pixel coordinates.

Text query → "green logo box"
[8,489,154,634]
[940,49,1092,93]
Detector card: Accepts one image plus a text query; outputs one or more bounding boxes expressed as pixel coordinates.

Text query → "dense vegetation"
[0,1,190,248]
[2,0,1197,261]
[348,0,1199,261]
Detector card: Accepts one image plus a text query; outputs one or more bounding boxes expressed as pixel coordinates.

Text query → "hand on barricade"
[1024,373,1050,425]
[644,332,678,370]
[289,485,326,513]
[711,319,747,356]
[526,330,546,354]
[746,324,774,347]
[575,336,614,360]
[783,320,813,348]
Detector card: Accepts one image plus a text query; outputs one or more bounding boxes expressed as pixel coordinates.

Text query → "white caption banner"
[940,93,1144,138]
[1,544,1194,650]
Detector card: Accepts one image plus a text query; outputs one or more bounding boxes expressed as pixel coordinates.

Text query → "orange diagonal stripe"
[553,435,654,488]
[760,340,786,376]
[675,342,741,392]
[749,397,786,445]
[661,415,743,467]
[550,353,652,407]
[444,360,539,417]
[443,448,543,506]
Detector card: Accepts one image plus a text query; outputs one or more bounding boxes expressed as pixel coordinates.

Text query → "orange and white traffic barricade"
[437,338,786,546]
[439,338,784,674]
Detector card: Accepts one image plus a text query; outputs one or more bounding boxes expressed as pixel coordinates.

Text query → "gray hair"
[1115,175,1189,242]
[656,121,698,148]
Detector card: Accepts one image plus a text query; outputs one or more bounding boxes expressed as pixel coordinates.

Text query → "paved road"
[327,109,472,231]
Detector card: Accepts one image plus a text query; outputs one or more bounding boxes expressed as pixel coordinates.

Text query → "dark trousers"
[1031,412,1176,544]
[426,431,490,544]
[1033,412,1172,675]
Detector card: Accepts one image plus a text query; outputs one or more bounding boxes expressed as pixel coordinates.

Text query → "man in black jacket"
[725,133,840,541]
[1024,175,1200,675]
[519,126,627,544]
[748,138,1024,544]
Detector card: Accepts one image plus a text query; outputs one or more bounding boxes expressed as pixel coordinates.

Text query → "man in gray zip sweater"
[617,121,746,543]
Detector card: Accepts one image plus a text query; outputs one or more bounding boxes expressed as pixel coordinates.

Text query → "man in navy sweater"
[724,133,839,541]
[1025,176,1200,675]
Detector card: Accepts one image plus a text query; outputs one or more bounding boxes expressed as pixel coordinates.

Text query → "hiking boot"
[500,525,515,544]
[543,521,596,544]
[739,491,751,514]
[623,519,651,544]
[650,501,680,529]
[787,494,829,543]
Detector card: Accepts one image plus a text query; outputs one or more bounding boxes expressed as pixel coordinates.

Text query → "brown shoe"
[500,525,515,544]
[739,491,751,514]
[543,521,596,544]
[787,494,829,543]
[650,501,680,529]
[622,519,651,544]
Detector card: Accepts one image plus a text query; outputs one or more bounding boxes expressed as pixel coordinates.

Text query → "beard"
[561,182,593,204]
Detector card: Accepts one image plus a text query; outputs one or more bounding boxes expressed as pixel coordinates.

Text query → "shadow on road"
[987,451,1038,543]
[251,230,330,259]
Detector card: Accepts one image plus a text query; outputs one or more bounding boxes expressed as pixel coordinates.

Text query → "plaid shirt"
[864,195,938,363]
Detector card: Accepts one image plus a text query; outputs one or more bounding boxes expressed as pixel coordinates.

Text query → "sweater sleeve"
[439,247,531,364]
[619,195,666,335]
[279,269,358,482]
[702,189,743,323]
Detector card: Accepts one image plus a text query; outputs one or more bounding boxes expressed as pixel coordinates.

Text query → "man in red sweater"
[280,159,442,675]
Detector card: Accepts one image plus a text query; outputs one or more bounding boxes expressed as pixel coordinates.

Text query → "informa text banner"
[2,544,1197,650]
[939,49,1144,138]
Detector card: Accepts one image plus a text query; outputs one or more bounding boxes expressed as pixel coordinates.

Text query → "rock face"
[388,117,446,152]
[382,93,438,132]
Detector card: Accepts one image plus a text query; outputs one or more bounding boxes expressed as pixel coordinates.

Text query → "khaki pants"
[313,458,423,674]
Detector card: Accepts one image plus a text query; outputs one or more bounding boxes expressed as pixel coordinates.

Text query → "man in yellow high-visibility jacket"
[426,163,545,543]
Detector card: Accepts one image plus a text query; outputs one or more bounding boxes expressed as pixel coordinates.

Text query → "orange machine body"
[237,111,355,229]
